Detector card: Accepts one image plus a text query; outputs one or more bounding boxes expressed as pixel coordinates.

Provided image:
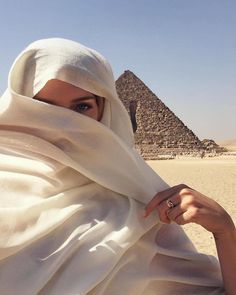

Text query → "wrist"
[213,224,236,241]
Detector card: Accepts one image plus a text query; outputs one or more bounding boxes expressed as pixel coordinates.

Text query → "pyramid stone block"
[116,70,205,159]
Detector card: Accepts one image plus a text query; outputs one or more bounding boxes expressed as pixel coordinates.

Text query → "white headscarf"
[0,38,223,294]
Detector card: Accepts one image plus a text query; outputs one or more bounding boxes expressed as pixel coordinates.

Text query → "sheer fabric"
[0,38,224,294]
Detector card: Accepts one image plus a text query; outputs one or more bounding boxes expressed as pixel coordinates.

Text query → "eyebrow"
[71,96,97,103]
[34,95,97,105]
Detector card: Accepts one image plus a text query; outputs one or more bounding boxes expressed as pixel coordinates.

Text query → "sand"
[147,156,236,257]
[217,139,236,152]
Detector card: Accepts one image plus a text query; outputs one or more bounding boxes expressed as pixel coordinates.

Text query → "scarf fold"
[0,38,224,294]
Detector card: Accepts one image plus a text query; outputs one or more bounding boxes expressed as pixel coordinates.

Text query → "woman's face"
[34,79,101,120]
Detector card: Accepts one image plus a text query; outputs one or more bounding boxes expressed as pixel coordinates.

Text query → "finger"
[158,186,196,214]
[173,207,199,225]
[167,205,185,223]
[144,184,186,217]
[166,194,199,222]
[157,195,180,223]
[157,183,190,206]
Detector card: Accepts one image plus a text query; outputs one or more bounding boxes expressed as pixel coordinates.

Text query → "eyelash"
[72,102,92,113]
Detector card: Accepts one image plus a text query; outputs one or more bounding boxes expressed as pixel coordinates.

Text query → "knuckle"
[180,188,191,195]
[175,216,185,225]
[179,183,188,189]
[185,195,195,204]
[189,207,201,221]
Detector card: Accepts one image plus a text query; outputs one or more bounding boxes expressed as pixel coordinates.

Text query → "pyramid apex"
[124,70,134,74]
[115,70,208,158]
[117,70,138,79]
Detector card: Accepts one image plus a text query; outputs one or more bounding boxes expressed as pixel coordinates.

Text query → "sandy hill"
[217,139,236,151]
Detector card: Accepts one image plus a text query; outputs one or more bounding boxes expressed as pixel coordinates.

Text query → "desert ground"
[217,139,236,152]
[147,156,236,257]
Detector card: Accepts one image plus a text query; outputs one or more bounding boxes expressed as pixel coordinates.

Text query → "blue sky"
[0,0,235,141]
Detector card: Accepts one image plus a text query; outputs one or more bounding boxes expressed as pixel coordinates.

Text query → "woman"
[0,38,235,294]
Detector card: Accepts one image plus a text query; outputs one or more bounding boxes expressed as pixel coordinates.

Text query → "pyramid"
[115,70,205,159]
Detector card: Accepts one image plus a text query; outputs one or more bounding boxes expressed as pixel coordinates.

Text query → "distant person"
[0,38,235,294]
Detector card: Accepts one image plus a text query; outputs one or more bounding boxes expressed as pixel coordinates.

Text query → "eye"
[72,103,91,113]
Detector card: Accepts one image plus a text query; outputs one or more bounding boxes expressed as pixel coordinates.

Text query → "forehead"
[35,79,94,99]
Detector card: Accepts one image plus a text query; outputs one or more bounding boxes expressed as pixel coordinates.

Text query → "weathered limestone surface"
[201,139,226,154]
[115,70,222,159]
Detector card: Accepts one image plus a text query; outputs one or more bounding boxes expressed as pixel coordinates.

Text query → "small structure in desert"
[115,70,223,159]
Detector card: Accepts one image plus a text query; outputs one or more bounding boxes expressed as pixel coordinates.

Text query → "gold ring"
[166,199,175,209]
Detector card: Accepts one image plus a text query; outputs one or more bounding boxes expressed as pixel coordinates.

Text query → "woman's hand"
[145,184,236,294]
[144,184,235,238]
